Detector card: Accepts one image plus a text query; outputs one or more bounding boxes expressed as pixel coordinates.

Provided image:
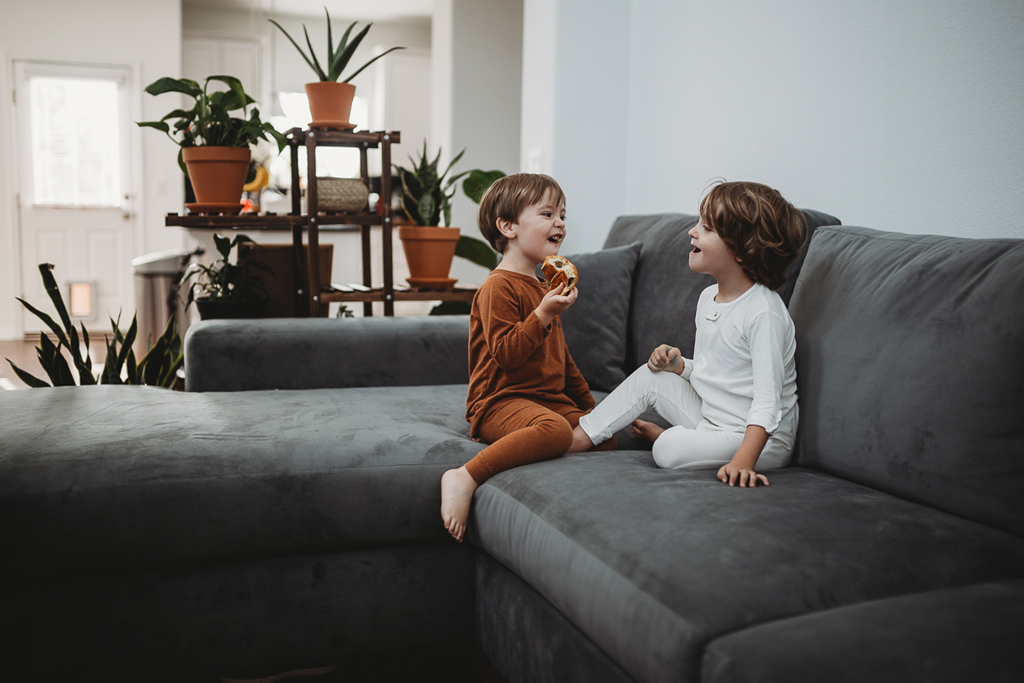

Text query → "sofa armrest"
[184,316,470,392]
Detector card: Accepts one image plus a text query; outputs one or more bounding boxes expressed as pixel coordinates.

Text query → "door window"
[28,75,123,207]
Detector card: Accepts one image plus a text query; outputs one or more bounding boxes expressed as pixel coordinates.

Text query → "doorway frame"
[6,54,145,339]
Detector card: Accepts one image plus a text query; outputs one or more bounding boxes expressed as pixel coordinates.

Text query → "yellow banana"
[243,166,269,192]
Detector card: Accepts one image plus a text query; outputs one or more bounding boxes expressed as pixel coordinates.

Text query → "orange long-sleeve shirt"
[466,269,594,433]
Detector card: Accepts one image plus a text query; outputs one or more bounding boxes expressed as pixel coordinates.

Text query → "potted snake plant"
[269,8,404,129]
[137,75,286,213]
[393,143,471,288]
[394,144,504,289]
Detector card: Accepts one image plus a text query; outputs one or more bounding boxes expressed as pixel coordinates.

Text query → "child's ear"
[497,217,515,239]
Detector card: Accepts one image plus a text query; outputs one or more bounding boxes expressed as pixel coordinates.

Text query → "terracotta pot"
[182,147,251,204]
[398,226,460,280]
[305,81,356,125]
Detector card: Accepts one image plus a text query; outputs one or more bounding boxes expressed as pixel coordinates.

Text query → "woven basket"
[317,177,369,212]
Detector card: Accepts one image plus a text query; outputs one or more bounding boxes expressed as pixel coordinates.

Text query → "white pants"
[578,365,797,470]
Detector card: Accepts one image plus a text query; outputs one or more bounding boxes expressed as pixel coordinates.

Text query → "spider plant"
[269,8,405,83]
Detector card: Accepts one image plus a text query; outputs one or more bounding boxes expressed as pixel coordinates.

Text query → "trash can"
[131,249,197,359]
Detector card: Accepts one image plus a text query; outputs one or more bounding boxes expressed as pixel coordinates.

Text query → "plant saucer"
[308,120,357,131]
[186,202,245,215]
[406,276,458,290]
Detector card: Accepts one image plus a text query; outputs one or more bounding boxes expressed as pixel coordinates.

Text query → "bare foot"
[566,425,596,453]
[440,466,478,543]
[631,419,666,444]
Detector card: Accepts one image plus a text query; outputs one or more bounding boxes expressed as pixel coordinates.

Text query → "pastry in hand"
[542,254,579,294]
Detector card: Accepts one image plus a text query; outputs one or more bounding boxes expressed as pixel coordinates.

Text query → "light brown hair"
[478,173,566,253]
[699,180,807,290]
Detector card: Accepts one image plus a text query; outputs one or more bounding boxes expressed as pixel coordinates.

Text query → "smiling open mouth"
[548,235,563,244]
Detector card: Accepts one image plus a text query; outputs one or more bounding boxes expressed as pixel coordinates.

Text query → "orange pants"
[465,398,614,484]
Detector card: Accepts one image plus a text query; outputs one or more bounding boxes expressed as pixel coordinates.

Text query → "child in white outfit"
[569,180,807,488]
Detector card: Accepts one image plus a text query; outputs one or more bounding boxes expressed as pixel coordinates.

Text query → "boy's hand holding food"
[536,283,578,326]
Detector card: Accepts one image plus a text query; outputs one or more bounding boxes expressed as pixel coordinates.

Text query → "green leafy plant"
[136,75,286,173]
[462,169,507,204]
[180,234,272,306]
[269,8,404,83]
[6,264,183,389]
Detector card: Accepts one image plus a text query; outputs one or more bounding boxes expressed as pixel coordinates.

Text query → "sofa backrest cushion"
[788,226,1024,537]
[604,209,840,372]
[537,241,643,392]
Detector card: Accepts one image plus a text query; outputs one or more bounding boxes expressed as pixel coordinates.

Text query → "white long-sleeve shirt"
[680,283,797,435]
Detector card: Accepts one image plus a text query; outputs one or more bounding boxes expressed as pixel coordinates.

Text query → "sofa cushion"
[186,316,471,392]
[0,384,482,570]
[468,453,1024,683]
[788,227,1024,538]
[603,209,840,372]
[703,578,1024,683]
[536,241,643,392]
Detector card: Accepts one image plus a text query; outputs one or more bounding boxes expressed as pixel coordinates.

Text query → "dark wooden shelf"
[319,286,477,304]
[166,212,383,229]
[168,128,404,316]
[285,127,401,148]
[165,213,306,228]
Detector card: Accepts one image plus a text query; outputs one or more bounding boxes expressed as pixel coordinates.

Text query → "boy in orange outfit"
[440,173,607,542]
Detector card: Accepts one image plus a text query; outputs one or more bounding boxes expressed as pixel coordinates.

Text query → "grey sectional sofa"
[3,212,1023,683]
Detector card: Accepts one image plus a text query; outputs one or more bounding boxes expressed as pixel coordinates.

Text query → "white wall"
[434,0,523,287]
[623,0,1024,237]
[553,0,631,253]
[0,0,183,340]
[520,0,555,177]
[520,0,631,254]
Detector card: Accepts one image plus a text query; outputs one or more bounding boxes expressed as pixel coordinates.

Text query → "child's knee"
[535,414,574,454]
[651,427,736,470]
[652,430,686,469]
[651,427,704,469]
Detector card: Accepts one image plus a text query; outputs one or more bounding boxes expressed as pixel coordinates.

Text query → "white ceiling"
[181,0,433,22]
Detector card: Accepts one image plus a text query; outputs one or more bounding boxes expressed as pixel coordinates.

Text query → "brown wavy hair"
[699,180,807,290]
[478,173,565,253]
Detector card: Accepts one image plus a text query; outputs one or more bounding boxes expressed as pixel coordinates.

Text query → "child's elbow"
[493,354,525,371]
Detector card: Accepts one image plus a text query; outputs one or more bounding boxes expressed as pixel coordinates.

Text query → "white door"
[14,60,136,334]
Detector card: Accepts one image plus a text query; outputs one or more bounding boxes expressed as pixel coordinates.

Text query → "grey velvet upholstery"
[703,579,1024,683]
[536,241,643,391]
[468,452,1024,683]
[789,227,1024,537]
[185,315,470,392]
[1,384,481,569]
[477,553,635,683]
[603,209,840,371]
